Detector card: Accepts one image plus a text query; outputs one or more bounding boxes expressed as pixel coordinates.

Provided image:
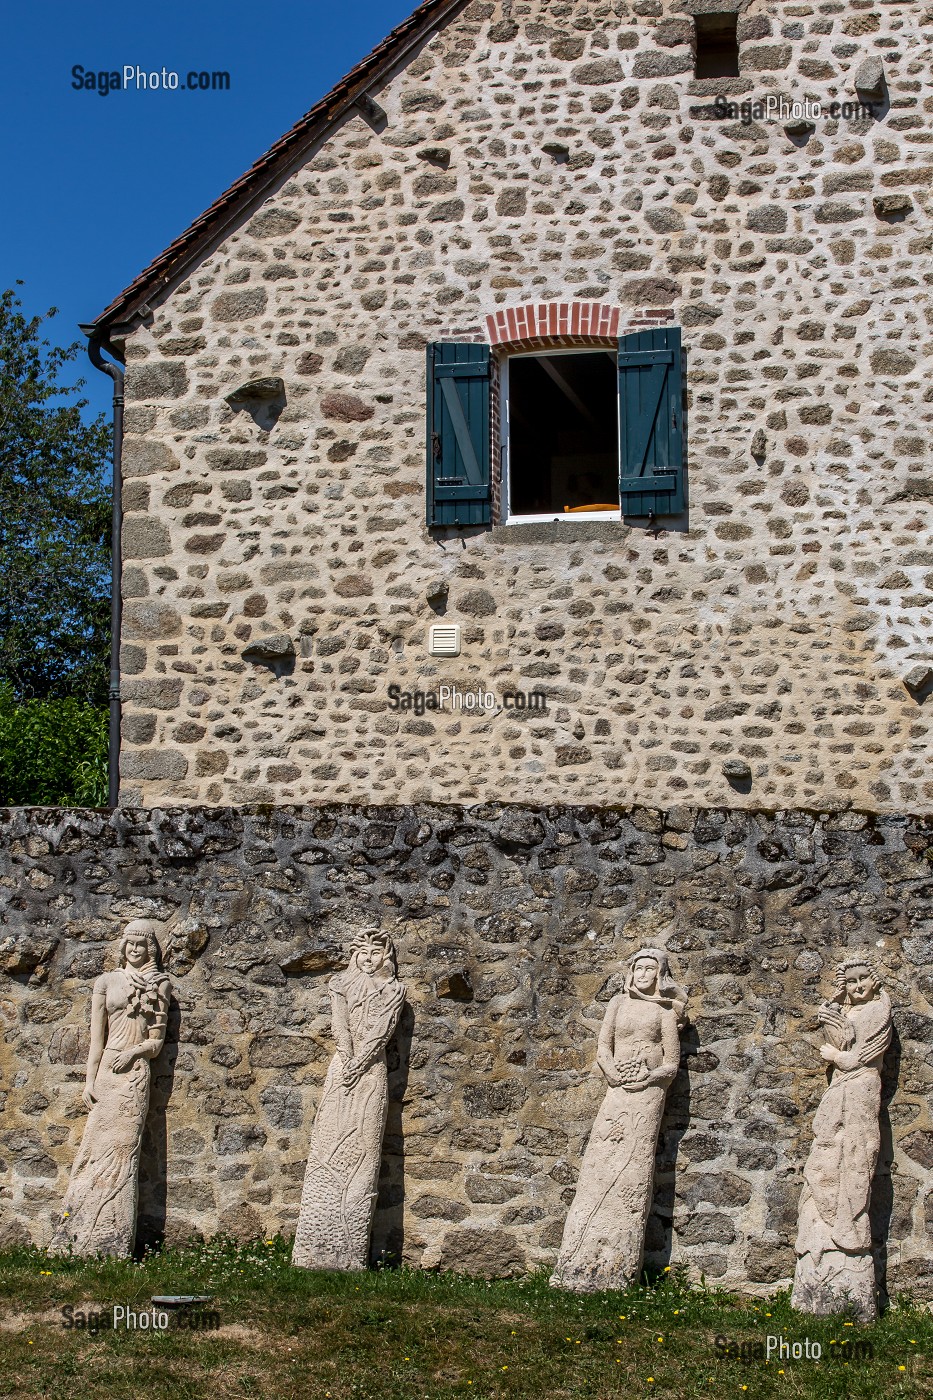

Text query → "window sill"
[504,511,621,524]
[491,519,631,545]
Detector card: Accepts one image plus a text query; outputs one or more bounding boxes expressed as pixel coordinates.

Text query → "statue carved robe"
[293,932,406,1271]
[792,957,892,1320]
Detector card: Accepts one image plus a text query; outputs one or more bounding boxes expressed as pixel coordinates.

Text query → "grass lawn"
[0,1240,928,1399]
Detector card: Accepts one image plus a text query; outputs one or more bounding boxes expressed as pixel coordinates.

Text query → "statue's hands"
[342,1058,364,1089]
[614,1056,649,1089]
[820,1045,858,1071]
[82,1082,97,1110]
[110,1048,139,1073]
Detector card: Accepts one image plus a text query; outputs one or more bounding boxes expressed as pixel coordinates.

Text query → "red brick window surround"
[485,301,673,352]
[486,302,676,523]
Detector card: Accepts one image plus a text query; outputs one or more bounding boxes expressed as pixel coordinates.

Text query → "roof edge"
[86,0,468,335]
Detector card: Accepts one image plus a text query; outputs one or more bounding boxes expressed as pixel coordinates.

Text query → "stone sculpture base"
[791,1248,877,1321]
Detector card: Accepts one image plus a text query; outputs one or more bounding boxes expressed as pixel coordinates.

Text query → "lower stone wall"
[1,803,932,1298]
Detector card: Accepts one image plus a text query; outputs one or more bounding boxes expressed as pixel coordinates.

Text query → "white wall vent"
[428,624,461,657]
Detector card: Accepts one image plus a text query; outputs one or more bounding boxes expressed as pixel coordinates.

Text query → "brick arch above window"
[485,301,674,352]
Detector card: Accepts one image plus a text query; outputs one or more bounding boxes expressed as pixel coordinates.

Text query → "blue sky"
[0,0,415,420]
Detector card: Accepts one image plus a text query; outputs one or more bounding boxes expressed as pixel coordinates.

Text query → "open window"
[506,351,620,518]
[426,328,685,528]
[694,13,740,79]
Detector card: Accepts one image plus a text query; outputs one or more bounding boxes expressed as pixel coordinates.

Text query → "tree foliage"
[0,287,112,702]
[0,685,108,806]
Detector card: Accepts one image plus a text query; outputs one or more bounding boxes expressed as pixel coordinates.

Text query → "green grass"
[0,1240,928,1399]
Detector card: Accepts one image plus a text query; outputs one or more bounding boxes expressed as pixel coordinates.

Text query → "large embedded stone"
[211,289,268,321]
[126,362,189,401]
[242,633,295,661]
[120,750,189,780]
[320,391,375,423]
[121,601,182,641]
[854,57,885,100]
[245,208,301,238]
[572,58,625,85]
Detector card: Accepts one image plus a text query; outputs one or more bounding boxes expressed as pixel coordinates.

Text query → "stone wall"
[2,801,933,1298]
[109,0,933,812]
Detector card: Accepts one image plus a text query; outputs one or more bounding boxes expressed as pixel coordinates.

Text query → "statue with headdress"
[50,919,170,1257]
[551,944,688,1292]
[292,928,406,1271]
[792,952,892,1320]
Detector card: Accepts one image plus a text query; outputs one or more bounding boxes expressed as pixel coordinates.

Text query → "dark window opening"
[694,13,740,79]
[507,351,618,517]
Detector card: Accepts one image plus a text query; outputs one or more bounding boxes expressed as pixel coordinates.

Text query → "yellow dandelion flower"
[899,1366,906,1372]
[844,1322,853,1327]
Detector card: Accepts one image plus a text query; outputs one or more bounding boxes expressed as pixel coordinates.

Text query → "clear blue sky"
[0,0,415,421]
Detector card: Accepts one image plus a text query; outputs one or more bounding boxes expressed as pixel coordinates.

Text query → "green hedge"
[0,685,108,806]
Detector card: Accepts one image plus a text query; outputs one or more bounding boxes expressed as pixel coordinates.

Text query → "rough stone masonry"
[99,0,933,813]
[2,802,933,1299]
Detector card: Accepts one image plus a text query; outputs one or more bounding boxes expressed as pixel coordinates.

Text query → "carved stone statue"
[50,920,170,1257]
[792,953,893,1320]
[292,928,406,1271]
[551,946,687,1292]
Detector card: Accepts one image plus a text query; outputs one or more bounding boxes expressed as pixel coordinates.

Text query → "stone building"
[3,0,932,1301]
[83,0,933,814]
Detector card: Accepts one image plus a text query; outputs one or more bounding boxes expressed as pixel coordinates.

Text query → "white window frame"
[500,347,622,525]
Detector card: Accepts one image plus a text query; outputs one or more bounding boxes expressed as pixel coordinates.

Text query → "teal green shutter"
[618,327,685,517]
[426,343,491,527]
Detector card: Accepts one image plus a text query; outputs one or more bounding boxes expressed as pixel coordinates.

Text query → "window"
[694,13,740,79]
[505,351,620,518]
[426,329,685,528]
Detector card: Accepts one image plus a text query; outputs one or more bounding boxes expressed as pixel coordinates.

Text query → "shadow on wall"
[645,1019,695,1276]
[872,1021,903,1311]
[136,993,181,1255]
[372,1000,415,1266]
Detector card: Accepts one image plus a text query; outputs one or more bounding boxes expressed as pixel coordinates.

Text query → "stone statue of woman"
[50,920,170,1257]
[293,928,406,1271]
[792,953,893,1320]
[551,946,687,1293]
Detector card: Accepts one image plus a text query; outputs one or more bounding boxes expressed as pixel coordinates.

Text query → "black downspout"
[82,331,124,809]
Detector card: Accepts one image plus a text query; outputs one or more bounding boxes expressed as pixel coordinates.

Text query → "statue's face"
[124,935,151,968]
[844,965,874,1003]
[632,957,659,993]
[355,941,386,976]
